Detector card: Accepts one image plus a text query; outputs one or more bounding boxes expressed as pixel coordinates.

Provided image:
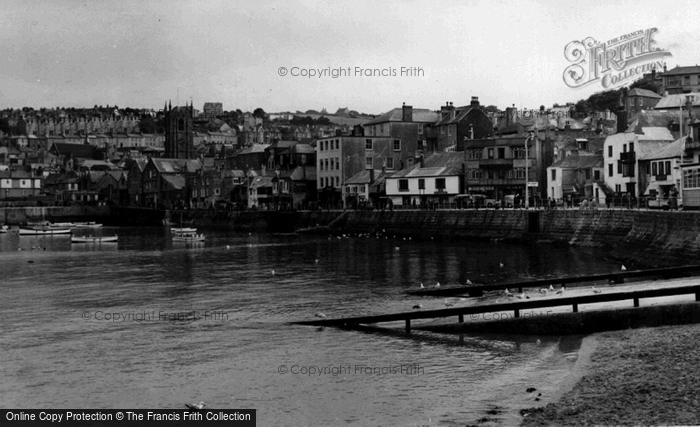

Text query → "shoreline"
[519,324,700,426]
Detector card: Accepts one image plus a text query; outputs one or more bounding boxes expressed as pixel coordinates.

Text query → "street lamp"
[524,131,534,209]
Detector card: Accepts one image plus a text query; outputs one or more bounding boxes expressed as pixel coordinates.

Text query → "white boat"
[73,222,103,229]
[0,225,8,233]
[172,227,197,234]
[19,225,72,235]
[173,232,205,242]
[71,235,118,243]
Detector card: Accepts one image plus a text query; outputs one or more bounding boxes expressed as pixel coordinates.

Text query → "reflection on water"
[1,228,618,425]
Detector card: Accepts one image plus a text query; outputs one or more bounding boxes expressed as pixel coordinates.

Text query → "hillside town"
[2,64,700,212]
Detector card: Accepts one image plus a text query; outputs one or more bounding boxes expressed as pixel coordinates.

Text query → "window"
[551,169,557,181]
[435,178,446,189]
[615,184,621,193]
[448,125,453,136]
[330,159,334,170]
[393,139,401,151]
[608,163,614,177]
[665,161,671,175]
[178,119,185,131]
[594,170,600,180]
[685,75,691,85]
[336,158,340,170]
[488,148,494,159]
[214,188,220,196]
[585,169,591,180]
[608,146,612,157]
[513,148,525,159]
[386,157,394,169]
[468,149,482,159]
[652,162,657,176]
[336,140,340,149]
[629,142,634,152]
[399,179,409,192]
[498,148,505,158]
[418,124,424,134]
[617,161,622,174]
[365,139,373,150]
[418,178,425,189]
[365,156,373,168]
[336,176,340,187]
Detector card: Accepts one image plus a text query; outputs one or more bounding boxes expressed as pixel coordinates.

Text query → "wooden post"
[696,292,700,302]
[518,287,523,293]
[514,309,520,318]
[634,297,640,307]
[573,303,578,313]
[405,319,411,334]
[458,314,464,323]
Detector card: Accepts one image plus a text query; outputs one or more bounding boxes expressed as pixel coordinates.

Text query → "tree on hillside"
[0,118,11,135]
[253,108,266,119]
[629,78,659,93]
[574,88,621,114]
[139,114,157,133]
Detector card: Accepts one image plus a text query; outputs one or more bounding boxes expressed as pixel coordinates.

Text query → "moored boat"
[172,227,197,234]
[172,232,205,242]
[19,226,72,235]
[0,225,8,233]
[73,222,103,229]
[71,235,118,243]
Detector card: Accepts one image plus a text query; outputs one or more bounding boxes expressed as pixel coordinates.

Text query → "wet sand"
[520,324,700,426]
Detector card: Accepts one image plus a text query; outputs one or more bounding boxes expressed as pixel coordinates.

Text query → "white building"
[603,127,675,196]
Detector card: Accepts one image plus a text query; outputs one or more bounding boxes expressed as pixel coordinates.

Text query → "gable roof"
[625,110,682,134]
[628,88,662,99]
[364,108,439,126]
[638,137,685,161]
[654,92,700,109]
[150,158,201,174]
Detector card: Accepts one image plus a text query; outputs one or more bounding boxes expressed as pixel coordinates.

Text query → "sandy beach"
[520,324,700,426]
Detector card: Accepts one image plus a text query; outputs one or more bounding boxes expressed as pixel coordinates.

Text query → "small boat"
[73,222,103,229]
[173,232,205,242]
[19,225,72,235]
[71,235,118,243]
[172,227,197,234]
[0,225,8,233]
[52,222,77,228]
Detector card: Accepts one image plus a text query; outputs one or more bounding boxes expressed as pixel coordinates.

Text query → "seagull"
[466,279,473,285]
[592,286,602,294]
[435,282,441,288]
[314,313,326,318]
[499,262,504,268]
[515,293,524,299]
[549,285,554,292]
[621,265,627,271]
[395,246,400,252]
[556,286,565,295]
[444,299,455,307]
[185,401,206,411]
[413,304,422,309]
[539,288,548,294]
[536,339,541,346]
[504,288,512,296]
[315,259,319,264]
[226,245,230,250]
[420,283,425,289]
[271,269,275,276]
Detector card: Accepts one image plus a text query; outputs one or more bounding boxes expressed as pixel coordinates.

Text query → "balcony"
[478,158,514,168]
[685,140,700,152]
[654,174,669,181]
[619,151,636,163]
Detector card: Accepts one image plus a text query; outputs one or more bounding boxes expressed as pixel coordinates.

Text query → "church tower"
[164,100,194,159]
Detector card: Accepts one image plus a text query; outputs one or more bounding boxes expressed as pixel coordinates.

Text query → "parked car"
[647,197,682,210]
[454,194,498,208]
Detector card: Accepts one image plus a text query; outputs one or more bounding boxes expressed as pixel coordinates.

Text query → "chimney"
[402,103,413,122]
[470,97,480,108]
[369,168,375,184]
[419,155,424,168]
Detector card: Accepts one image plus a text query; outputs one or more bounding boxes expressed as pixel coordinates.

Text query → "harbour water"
[1,227,622,425]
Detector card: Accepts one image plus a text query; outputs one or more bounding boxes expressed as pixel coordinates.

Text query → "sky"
[1,0,699,115]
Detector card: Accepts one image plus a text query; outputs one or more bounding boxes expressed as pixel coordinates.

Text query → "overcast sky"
[1,0,698,114]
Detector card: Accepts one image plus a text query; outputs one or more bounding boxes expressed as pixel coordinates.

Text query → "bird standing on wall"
[420,283,425,289]
[466,279,473,285]
[185,402,206,412]
[435,282,441,288]
[621,265,627,271]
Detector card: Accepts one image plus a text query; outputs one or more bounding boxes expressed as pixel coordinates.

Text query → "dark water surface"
[1,227,620,425]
